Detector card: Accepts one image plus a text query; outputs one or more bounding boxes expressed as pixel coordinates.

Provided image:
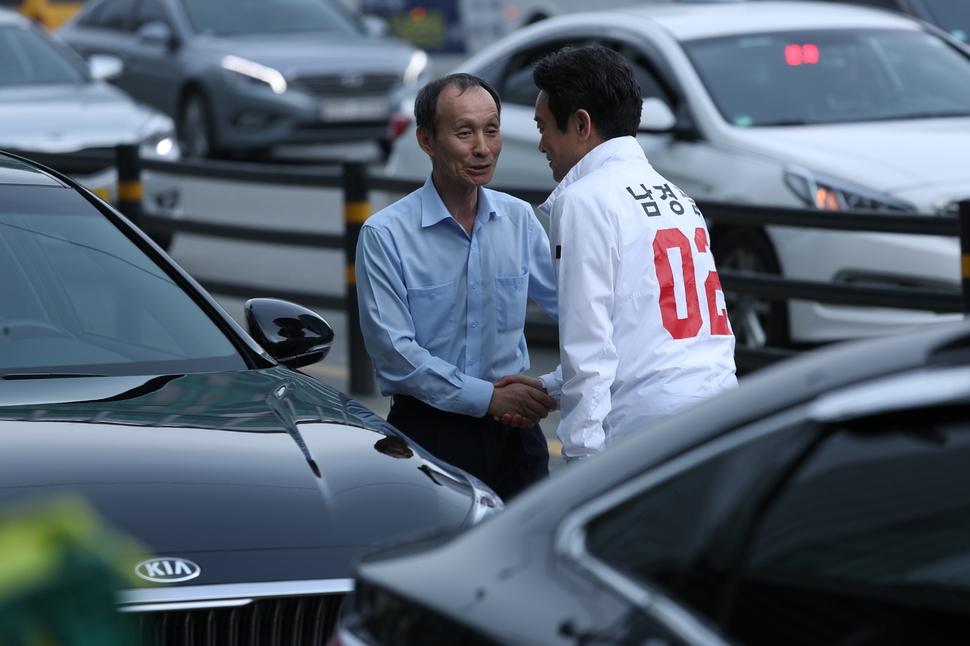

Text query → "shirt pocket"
[494,273,528,333]
[407,282,457,346]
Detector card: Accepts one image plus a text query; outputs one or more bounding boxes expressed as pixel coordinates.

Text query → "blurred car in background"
[56,0,431,159]
[0,7,180,237]
[0,0,85,28]
[386,0,970,350]
[333,316,970,646]
[355,0,673,57]
[0,151,502,644]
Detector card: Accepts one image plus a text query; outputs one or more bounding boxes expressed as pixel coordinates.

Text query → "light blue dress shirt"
[355,177,558,418]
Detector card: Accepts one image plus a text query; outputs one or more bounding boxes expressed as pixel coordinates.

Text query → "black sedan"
[333,318,970,646]
[0,151,501,644]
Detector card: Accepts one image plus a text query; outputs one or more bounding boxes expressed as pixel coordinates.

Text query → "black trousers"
[388,395,549,501]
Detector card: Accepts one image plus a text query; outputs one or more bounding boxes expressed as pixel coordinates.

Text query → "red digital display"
[785,44,820,65]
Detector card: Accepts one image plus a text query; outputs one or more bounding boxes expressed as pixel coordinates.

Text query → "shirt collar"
[419,176,503,228]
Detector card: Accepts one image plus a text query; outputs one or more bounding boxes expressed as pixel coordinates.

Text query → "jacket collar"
[539,136,644,217]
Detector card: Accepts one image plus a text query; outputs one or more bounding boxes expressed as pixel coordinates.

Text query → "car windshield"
[923,0,970,42]
[0,181,247,378]
[0,24,87,86]
[682,28,970,127]
[181,0,360,36]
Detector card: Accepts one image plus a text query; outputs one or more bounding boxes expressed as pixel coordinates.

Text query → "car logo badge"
[340,72,364,88]
[135,557,202,583]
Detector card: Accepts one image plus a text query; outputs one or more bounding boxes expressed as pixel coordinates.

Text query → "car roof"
[0,153,69,187]
[544,0,922,41]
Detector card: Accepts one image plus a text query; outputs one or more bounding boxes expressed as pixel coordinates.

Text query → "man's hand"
[488,375,556,428]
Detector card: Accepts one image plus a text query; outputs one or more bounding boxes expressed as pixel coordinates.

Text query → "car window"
[491,38,596,107]
[132,0,169,30]
[583,411,817,608]
[181,0,359,37]
[0,24,87,85]
[485,37,673,110]
[922,0,970,42]
[683,28,970,127]
[608,40,673,107]
[583,402,970,646]
[735,413,970,646]
[0,183,246,377]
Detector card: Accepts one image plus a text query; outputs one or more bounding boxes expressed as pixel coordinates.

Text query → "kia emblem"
[135,557,201,583]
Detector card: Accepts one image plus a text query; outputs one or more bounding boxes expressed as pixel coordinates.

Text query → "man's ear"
[416,125,435,157]
[575,109,593,141]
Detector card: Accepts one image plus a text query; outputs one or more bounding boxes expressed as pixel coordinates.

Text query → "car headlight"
[404,50,428,88]
[137,113,181,160]
[221,55,287,94]
[784,166,915,213]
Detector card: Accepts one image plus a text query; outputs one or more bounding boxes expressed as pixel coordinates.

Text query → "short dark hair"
[532,45,641,139]
[413,73,502,140]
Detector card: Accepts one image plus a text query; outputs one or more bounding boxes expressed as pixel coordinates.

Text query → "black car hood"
[0,368,477,585]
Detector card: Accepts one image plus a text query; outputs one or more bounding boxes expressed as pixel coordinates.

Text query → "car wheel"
[713,227,790,349]
[178,91,217,159]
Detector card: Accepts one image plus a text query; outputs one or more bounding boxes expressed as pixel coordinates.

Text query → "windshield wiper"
[0,373,108,380]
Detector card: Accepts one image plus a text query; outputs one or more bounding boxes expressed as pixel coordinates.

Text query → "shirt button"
[471,322,478,328]
[470,359,476,366]
[472,283,478,289]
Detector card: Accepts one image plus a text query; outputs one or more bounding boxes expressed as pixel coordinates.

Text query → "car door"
[575,365,970,646]
[120,0,183,117]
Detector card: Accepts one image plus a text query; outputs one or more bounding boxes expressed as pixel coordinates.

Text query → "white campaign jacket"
[538,137,738,459]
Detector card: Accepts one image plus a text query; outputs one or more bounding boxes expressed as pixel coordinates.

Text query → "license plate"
[319,97,389,122]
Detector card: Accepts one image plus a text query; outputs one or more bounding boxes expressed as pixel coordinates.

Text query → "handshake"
[488,374,557,429]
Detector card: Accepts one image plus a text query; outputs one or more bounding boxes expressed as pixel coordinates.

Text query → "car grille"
[291,74,399,97]
[134,593,345,646]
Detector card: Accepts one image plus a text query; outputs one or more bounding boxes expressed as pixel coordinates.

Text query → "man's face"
[417,84,501,190]
[535,90,583,183]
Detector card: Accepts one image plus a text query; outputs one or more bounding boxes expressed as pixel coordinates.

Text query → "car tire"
[713,226,790,349]
[178,91,218,159]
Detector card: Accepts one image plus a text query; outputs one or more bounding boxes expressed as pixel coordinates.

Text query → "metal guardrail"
[117,149,970,385]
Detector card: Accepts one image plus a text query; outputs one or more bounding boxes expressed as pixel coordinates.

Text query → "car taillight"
[387,112,412,143]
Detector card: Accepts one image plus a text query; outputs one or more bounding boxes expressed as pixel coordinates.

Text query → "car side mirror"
[244,298,334,369]
[639,97,676,132]
[137,21,177,50]
[88,54,123,81]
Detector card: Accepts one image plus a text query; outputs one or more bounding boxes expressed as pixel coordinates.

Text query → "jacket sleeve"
[554,194,618,458]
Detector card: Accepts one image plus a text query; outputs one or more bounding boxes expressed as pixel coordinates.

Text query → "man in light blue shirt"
[356,73,559,500]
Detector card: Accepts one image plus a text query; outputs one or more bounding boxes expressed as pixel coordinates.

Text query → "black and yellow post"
[343,162,376,395]
[962,200,970,316]
[115,144,142,229]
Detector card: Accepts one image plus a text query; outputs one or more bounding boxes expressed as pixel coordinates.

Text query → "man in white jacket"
[498,46,737,461]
